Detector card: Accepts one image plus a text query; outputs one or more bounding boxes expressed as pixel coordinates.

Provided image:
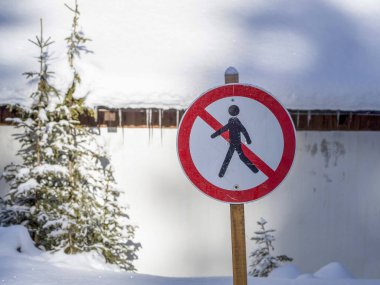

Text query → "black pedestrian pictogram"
[210,105,259,178]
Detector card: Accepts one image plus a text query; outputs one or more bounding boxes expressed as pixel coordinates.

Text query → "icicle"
[122,124,125,145]
[296,111,300,128]
[146,109,150,143]
[158,109,162,129]
[94,106,98,123]
[118,109,124,144]
[176,110,179,128]
[146,108,149,128]
[349,112,353,128]
[307,111,311,128]
[336,111,340,127]
[149,109,153,142]
[118,109,122,127]
[146,109,153,143]
[159,109,163,144]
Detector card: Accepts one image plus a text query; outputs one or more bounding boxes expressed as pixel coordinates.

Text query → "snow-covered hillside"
[1,0,380,110]
[1,226,378,285]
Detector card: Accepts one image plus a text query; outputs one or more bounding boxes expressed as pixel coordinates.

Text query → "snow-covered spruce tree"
[56,0,141,268]
[0,20,66,249]
[0,1,140,270]
[44,0,99,255]
[249,218,292,277]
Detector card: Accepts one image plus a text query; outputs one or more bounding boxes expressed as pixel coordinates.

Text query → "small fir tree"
[249,218,293,277]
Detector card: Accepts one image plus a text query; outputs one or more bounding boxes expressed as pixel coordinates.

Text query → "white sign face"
[177,84,296,203]
[189,96,284,191]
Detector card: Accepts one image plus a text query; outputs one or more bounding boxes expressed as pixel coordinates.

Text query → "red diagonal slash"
[198,108,276,178]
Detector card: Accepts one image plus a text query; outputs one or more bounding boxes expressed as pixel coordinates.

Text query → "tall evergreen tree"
[0,19,64,249]
[249,218,292,277]
[0,0,140,270]
[58,0,141,265]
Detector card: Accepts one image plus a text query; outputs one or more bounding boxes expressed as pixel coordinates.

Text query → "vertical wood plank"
[230,204,248,285]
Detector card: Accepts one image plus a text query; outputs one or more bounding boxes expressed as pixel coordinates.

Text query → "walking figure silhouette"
[210,105,259,178]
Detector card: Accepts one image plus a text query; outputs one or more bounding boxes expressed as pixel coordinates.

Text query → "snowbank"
[0,225,40,256]
[1,0,380,110]
[269,263,355,280]
[0,225,120,272]
[0,226,379,284]
[314,262,354,279]
[269,264,302,279]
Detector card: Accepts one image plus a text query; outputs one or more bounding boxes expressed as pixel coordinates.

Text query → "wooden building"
[1,105,379,131]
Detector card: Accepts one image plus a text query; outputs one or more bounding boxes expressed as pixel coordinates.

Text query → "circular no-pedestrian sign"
[177,84,296,204]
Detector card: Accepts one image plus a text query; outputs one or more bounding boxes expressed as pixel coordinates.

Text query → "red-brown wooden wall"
[1,105,379,131]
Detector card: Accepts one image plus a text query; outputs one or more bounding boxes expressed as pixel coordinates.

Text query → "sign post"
[177,67,296,284]
[226,67,248,285]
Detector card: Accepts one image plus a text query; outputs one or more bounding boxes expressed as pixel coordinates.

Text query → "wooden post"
[230,204,248,285]
[225,67,248,285]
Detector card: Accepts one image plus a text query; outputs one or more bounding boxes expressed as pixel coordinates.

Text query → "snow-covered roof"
[1,0,380,110]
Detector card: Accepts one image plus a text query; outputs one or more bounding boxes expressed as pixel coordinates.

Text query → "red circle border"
[177,84,296,203]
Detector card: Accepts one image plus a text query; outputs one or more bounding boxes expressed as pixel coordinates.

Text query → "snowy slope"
[1,0,380,110]
[1,226,379,285]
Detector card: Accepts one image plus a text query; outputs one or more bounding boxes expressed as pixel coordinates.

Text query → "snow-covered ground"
[1,226,379,285]
[1,0,380,110]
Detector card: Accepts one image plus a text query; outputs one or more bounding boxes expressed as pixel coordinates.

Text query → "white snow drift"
[0,226,379,285]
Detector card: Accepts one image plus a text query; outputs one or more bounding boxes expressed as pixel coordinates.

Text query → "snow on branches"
[249,218,293,277]
[0,1,140,271]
